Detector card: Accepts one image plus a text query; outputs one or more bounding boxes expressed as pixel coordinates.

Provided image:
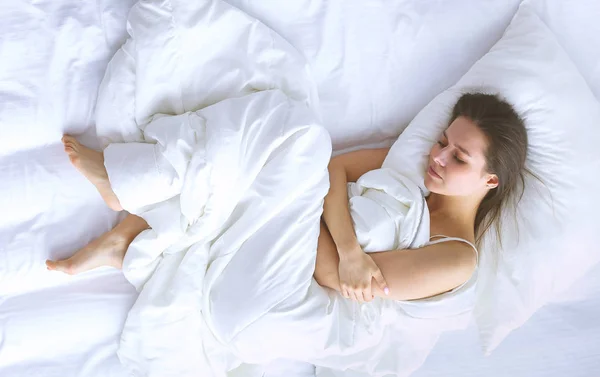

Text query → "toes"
[62,135,77,144]
[62,135,80,152]
[64,142,78,152]
[45,260,55,270]
[62,137,80,164]
[46,259,74,275]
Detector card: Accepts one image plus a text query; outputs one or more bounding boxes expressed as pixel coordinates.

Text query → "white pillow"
[382,3,600,353]
[225,0,521,152]
[525,0,600,100]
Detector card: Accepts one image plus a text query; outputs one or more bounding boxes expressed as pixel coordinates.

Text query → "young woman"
[313,92,528,302]
[47,93,528,306]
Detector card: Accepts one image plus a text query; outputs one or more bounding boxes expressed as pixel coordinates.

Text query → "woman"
[47,93,528,306]
[314,92,528,303]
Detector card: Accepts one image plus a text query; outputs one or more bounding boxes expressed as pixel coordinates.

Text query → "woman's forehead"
[446,117,488,157]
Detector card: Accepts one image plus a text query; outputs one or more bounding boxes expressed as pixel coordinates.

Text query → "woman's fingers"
[359,291,367,302]
[341,281,353,299]
[347,287,363,303]
[364,279,373,302]
[343,286,360,302]
[341,285,350,298]
[351,287,371,303]
[342,281,376,303]
[354,291,364,303]
[372,268,390,296]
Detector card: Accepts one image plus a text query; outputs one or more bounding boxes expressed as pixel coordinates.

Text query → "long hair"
[449,93,529,245]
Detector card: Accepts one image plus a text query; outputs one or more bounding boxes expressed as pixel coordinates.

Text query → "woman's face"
[424,116,498,196]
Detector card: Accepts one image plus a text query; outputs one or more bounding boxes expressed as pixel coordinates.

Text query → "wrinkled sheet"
[2,0,600,376]
[94,1,335,375]
[107,90,332,377]
[96,1,470,376]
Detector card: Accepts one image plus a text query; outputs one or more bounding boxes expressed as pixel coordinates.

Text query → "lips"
[428,165,442,179]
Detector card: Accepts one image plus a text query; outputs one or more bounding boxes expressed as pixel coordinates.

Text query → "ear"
[486,174,499,189]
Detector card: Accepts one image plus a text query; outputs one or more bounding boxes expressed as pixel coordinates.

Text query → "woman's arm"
[314,219,342,291]
[320,148,390,301]
[316,237,477,301]
[322,148,390,255]
[368,241,477,300]
[316,147,476,301]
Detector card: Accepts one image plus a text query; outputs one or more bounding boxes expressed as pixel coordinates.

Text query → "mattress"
[1,1,598,376]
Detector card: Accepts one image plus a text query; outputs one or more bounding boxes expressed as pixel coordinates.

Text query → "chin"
[424,176,446,195]
[424,176,437,192]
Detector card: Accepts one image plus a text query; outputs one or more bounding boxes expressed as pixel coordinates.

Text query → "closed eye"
[454,155,466,164]
[438,140,465,164]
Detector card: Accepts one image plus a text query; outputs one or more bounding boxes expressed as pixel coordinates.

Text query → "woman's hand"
[338,246,389,302]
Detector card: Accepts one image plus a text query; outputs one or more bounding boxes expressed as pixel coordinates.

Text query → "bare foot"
[46,231,128,275]
[62,135,123,211]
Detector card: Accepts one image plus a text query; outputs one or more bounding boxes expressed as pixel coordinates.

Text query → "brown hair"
[449,92,528,245]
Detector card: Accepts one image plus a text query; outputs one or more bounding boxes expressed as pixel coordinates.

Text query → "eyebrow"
[442,130,472,157]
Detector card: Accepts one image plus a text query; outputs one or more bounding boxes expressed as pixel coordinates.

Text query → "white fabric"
[524,0,600,101]
[97,1,482,375]
[95,3,329,375]
[223,0,522,152]
[0,0,137,374]
[108,90,333,377]
[383,3,600,353]
[413,262,600,377]
[347,170,480,320]
[2,0,600,376]
[348,169,429,253]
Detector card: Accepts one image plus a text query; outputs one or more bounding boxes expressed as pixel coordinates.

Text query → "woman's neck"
[426,192,484,237]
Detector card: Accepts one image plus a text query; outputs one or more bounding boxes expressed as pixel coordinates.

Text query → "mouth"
[427,165,442,180]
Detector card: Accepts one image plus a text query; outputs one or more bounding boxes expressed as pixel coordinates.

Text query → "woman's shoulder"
[428,218,478,264]
[429,218,475,244]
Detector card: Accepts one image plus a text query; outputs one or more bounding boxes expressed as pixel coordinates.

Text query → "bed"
[1,1,599,376]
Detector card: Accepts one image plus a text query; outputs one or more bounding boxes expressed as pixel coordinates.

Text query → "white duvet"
[108,88,335,376]
[96,1,475,376]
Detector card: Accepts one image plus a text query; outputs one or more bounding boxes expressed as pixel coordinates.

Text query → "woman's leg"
[62,135,123,211]
[313,218,341,292]
[47,135,148,274]
[46,213,149,275]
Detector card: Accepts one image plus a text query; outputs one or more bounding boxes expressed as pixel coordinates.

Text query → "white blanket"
[106,88,334,376]
[96,1,471,376]
[95,0,333,375]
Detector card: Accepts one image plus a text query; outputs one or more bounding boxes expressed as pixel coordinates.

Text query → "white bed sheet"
[1,1,599,376]
[413,263,600,377]
[223,0,522,152]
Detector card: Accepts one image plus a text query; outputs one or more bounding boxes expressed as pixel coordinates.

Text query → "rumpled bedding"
[96,1,471,376]
[107,88,333,377]
[95,0,332,375]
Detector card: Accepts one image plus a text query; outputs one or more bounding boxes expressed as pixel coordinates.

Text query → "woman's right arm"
[321,148,390,301]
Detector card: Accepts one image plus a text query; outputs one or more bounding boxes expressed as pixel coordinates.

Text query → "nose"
[433,149,447,167]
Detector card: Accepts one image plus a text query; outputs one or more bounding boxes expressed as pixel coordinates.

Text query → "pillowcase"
[382,3,600,354]
[525,0,600,100]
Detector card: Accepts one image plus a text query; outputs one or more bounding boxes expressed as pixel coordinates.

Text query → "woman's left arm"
[368,241,477,300]
[315,227,477,301]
